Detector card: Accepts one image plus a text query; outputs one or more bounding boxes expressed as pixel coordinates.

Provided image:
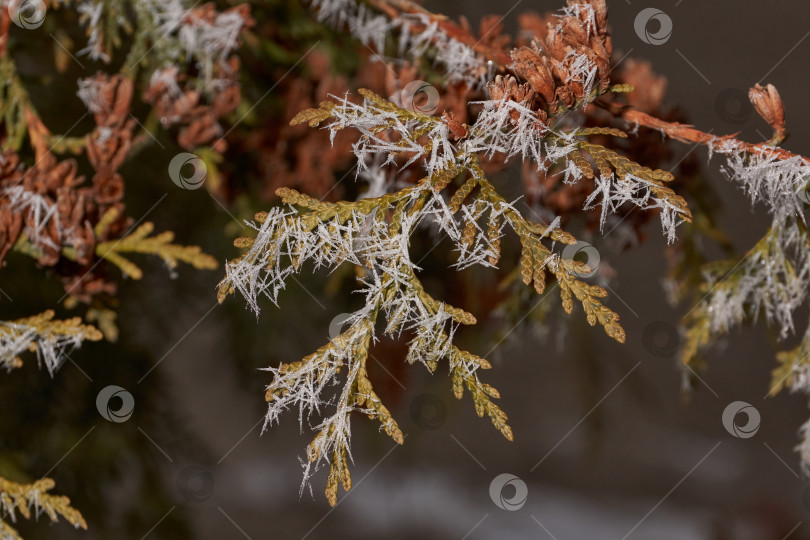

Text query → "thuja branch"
[213,77,700,502]
[363,0,513,66]
[219,170,513,503]
[214,0,810,504]
[0,476,87,539]
[0,311,102,374]
[95,221,219,281]
[344,0,807,167]
[614,107,804,164]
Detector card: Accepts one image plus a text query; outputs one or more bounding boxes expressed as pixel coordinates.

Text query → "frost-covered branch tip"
[0,311,102,375]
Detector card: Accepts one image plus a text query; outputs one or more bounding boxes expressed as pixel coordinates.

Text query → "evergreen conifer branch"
[0,476,87,539]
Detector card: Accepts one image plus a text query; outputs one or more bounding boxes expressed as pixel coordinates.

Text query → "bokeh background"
[3,1,810,539]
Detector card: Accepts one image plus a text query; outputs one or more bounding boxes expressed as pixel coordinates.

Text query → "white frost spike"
[721,149,810,224]
[76,0,248,93]
[224,179,510,496]
[3,186,76,251]
[583,173,685,244]
[0,320,84,375]
[326,92,456,179]
[700,220,810,340]
[307,0,488,88]
[558,2,597,38]
[465,98,549,165]
[561,50,598,104]
[76,0,109,62]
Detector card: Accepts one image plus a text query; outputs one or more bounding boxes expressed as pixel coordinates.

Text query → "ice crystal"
[559,2,598,38]
[3,186,73,251]
[561,50,599,102]
[75,0,248,93]
[308,0,488,88]
[1,320,81,374]
[464,98,550,164]
[325,92,456,178]
[721,149,810,224]
[584,172,685,244]
[76,0,109,62]
[700,221,810,340]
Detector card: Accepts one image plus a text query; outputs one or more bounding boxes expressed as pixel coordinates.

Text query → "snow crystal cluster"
[695,146,810,339]
[584,172,686,244]
[701,223,810,340]
[465,97,686,243]
[76,76,110,114]
[308,0,489,88]
[721,149,810,223]
[561,50,599,102]
[76,0,247,93]
[693,144,810,470]
[76,0,112,62]
[0,319,84,374]
[559,2,599,37]
[224,178,510,488]
[225,182,511,316]
[2,186,77,251]
[463,98,551,164]
[338,94,457,177]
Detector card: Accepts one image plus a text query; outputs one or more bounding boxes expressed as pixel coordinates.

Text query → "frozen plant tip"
[5,0,810,527]
[0,476,87,540]
[0,311,102,375]
[218,85,669,504]
[216,0,810,503]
